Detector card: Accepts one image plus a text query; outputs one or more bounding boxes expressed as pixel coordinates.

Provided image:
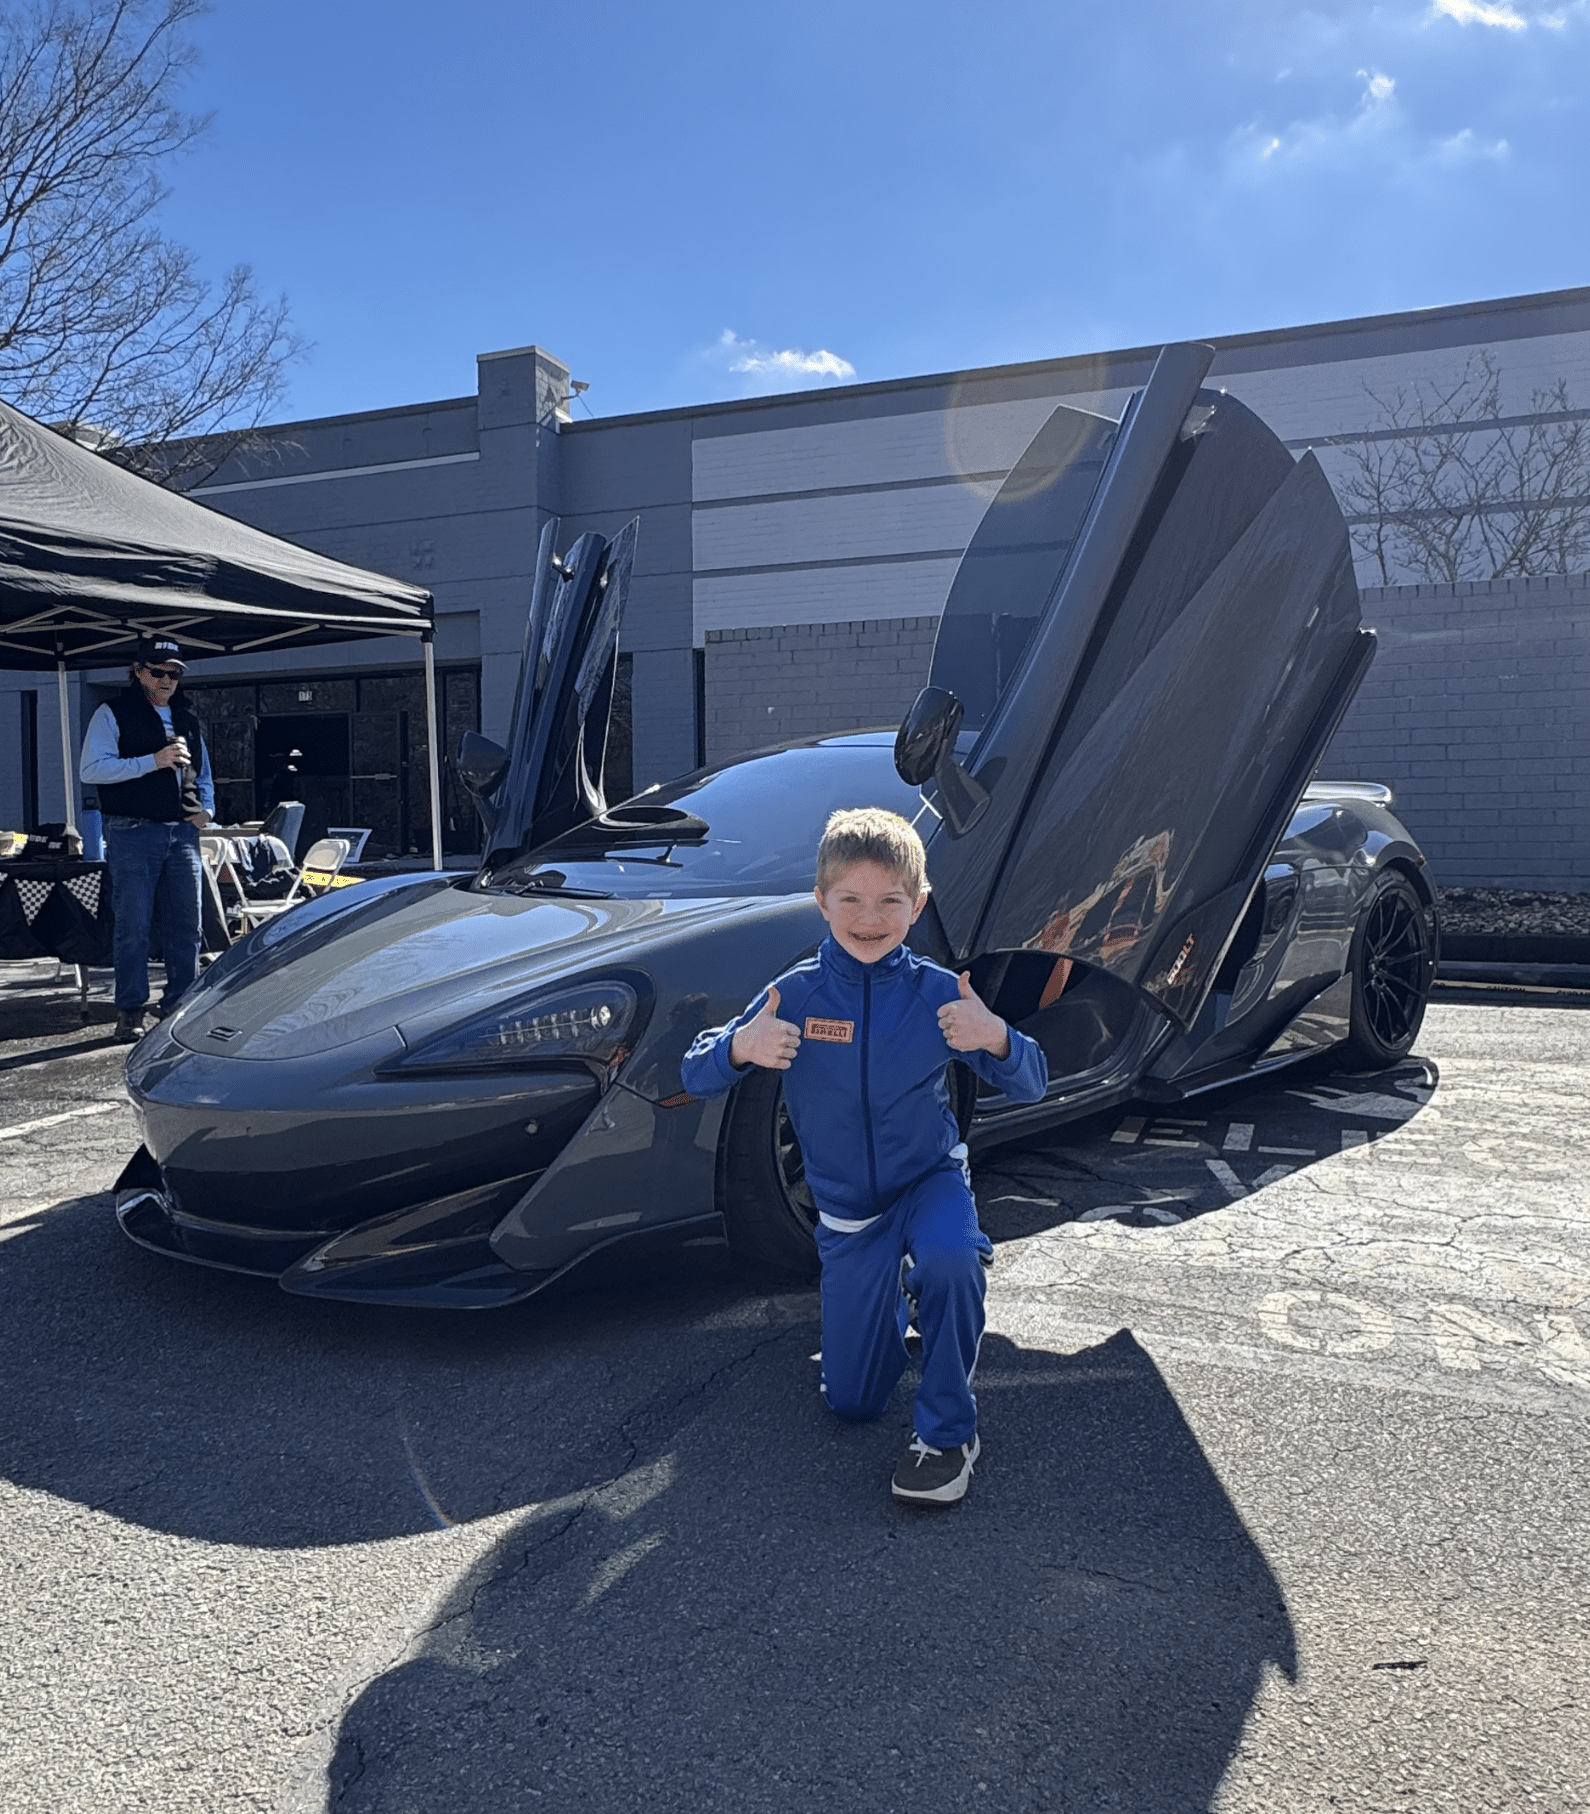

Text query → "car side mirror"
[457,732,510,799]
[895,686,960,786]
[894,687,991,838]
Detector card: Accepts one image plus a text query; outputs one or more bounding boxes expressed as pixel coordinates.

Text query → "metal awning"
[0,596,434,666]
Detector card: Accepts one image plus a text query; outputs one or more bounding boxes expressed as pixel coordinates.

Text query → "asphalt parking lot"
[0,961,1586,1813]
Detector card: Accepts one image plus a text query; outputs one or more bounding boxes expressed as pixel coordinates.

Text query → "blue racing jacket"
[682,935,1048,1221]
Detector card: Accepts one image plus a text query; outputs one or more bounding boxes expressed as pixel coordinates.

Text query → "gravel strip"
[1437,888,1590,938]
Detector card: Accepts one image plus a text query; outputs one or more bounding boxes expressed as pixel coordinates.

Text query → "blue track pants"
[813,1158,992,1450]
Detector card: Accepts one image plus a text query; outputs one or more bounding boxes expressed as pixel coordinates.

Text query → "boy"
[682,807,1047,1504]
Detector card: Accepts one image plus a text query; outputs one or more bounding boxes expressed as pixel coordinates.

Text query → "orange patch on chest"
[804,1016,854,1043]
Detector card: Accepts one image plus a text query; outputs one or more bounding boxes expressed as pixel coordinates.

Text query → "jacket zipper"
[859,965,878,1211]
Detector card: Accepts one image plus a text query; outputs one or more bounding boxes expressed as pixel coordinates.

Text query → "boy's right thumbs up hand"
[730,984,802,1071]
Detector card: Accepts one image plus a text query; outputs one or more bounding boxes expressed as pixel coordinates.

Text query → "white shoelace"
[907,1434,943,1466]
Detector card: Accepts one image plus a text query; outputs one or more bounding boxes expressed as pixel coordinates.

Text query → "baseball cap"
[134,634,187,674]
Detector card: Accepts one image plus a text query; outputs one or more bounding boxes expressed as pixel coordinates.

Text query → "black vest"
[96,686,207,822]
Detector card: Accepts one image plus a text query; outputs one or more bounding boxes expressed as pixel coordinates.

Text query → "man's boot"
[113,1008,146,1043]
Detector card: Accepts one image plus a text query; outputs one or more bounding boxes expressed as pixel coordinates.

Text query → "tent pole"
[55,660,79,839]
[423,634,443,872]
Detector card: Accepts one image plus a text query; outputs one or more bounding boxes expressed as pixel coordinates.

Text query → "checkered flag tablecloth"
[62,872,103,917]
[12,877,51,923]
[0,861,115,965]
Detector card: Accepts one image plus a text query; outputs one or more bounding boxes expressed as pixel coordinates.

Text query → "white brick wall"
[1326,574,1590,890]
[690,393,1126,643]
[693,558,962,640]
[693,484,991,573]
[703,617,939,766]
[703,579,1590,892]
[689,321,1590,643]
[690,395,1121,500]
[1219,328,1590,443]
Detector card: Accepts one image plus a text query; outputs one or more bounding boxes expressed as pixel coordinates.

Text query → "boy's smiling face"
[815,860,928,964]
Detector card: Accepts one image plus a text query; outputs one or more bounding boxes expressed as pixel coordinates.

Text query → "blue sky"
[158,0,1590,423]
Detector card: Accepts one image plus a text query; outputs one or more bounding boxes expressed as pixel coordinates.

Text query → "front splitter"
[113,1147,722,1310]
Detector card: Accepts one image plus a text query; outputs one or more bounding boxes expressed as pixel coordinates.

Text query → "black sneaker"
[891,1432,980,1505]
[113,1009,146,1043]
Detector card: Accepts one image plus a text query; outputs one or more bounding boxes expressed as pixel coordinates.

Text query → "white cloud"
[715,329,856,386]
[1430,0,1529,29]
[1363,70,1396,101]
[1437,125,1511,156]
[703,331,855,395]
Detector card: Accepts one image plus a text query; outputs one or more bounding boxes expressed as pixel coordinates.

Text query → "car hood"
[167,883,766,1060]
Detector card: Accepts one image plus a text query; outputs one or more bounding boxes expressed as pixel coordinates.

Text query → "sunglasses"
[140,664,182,679]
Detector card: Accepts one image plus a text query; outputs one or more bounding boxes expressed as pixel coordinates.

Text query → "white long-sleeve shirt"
[80,701,216,816]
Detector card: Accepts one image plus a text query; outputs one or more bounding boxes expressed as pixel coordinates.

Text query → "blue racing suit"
[683,935,1047,1447]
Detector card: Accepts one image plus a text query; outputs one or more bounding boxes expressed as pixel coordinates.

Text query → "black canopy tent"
[0,398,447,867]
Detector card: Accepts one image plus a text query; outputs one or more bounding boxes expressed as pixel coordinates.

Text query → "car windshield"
[488,741,923,899]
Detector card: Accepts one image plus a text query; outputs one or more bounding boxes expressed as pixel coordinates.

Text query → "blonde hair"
[815,807,927,897]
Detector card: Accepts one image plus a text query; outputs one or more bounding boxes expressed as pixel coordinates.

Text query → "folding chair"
[260,801,306,861]
[325,826,373,862]
[232,837,351,930]
[296,836,354,897]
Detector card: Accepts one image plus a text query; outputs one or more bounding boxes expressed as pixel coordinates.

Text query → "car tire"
[719,1066,821,1280]
[1337,868,1437,1071]
[719,1061,978,1282]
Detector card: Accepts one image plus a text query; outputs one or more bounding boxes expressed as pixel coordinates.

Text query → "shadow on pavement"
[323,1327,1295,1814]
[0,1016,1324,1809]
[0,1189,1296,1811]
[0,1054,1441,1555]
[0,1182,750,1547]
[977,1055,1438,1236]
[0,973,117,1043]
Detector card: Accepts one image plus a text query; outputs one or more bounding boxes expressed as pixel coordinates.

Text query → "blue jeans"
[813,1158,992,1449]
[104,817,203,1013]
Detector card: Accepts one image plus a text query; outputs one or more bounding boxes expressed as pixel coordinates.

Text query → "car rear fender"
[1371,841,1438,908]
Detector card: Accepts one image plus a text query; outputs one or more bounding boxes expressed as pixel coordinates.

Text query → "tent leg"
[56,661,79,839]
[423,636,443,872]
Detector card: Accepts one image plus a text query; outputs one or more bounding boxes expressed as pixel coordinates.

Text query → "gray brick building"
[4,286,1589,883]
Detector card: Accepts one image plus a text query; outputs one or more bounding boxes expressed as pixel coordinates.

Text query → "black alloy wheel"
[773,1096,820,1235]
[1339,869,1436,1069]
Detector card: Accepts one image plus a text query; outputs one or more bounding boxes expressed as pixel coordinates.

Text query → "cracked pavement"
[0,961,1586,1812]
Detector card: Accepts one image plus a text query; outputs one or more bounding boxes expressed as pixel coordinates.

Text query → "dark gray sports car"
[116,342,1439,1305]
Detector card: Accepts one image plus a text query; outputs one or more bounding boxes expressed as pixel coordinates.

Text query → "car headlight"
[386,979,642,1075]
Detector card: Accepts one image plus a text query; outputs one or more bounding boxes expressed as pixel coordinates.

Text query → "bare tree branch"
[0,0,305,484]
[1335,351,1590,584]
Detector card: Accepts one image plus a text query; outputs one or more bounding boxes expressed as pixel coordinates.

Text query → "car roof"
[696,728,898,772]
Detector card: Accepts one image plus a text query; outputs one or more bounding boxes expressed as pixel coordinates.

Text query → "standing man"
[79,636,214,1041]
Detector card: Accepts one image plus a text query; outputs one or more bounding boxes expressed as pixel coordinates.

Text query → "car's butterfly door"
[908,343,1374,1032]
[474,516,637,869]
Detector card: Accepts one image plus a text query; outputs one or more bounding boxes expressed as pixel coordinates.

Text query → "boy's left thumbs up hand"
[938,971,1012,1060]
